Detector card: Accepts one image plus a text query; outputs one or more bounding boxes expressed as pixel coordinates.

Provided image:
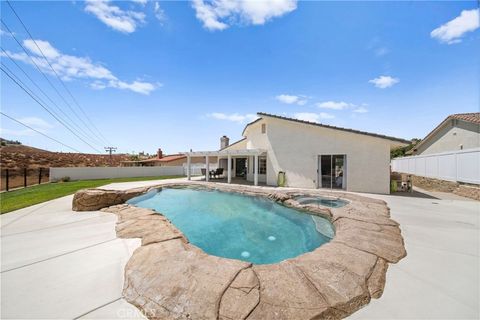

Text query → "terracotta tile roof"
[121,154,186,163]
[450,112,480,124]
[410,112,480,153]
[156,154,186,162]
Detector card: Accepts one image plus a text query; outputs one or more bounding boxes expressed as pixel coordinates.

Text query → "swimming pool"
[295,196,348,208]
[127,188,333,264]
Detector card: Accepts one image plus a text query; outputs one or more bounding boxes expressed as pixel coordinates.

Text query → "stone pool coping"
[72,181,407,319]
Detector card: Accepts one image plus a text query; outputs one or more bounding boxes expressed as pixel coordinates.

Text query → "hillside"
[0,144,131,170]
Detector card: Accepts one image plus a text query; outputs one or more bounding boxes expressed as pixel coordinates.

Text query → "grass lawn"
[0,176,184,214]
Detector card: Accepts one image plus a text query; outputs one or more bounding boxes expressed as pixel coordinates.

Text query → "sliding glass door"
[318,155,346,189]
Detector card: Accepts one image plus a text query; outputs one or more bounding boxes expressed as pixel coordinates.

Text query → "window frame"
[258,156,267,174]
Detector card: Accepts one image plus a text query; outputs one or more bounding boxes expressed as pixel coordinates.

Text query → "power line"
[104,146,118,164]
[5,0,111,146]
[0,18,106,148]
[1,112,82,153]
[1,47,102,145]
[1,65,102,153]
[1,61,101,152]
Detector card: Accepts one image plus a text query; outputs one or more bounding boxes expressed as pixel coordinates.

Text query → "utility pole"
[104,146,117,165]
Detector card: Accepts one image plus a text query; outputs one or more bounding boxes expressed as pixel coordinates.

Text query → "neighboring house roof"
[412,112,480,152]
[121,154,187,164]
[156,154,187,162]
[220,138,247,151]
[450,112,480,124]
[243,112,410,144]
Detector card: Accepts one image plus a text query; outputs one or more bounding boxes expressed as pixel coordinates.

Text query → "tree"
[391,139,421,159]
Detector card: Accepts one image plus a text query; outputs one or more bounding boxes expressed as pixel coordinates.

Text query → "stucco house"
[186,112,409,194]
[411,112,480,155]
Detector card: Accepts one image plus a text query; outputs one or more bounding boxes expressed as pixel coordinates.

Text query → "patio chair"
[213,168,224,179]
[201,168,207,180]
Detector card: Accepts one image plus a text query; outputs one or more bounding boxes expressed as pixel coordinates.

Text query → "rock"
[123,239,250,320]
[116,214,184,245]
[293,251,371,317]
[105,205,156,223]
[334,224,406,263]
[268,192,291,202]
[332,212,399,226]
[219,268,260,320]
[296,242,377,280]
[334,217,402,237]
[368,258,389,299]
[72,188,146,211]
[247,262,331,320]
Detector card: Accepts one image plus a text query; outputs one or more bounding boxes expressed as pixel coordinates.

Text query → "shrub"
[60,176,71,182]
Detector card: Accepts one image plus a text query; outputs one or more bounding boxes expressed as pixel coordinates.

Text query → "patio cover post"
[205,156,209,182]
[254,154,259,186]
[227,154,232,184]
[187,155,191,180]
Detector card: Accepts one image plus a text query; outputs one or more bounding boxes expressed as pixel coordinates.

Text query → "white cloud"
[275,94,307,105]
[154,2,167,24]
[293,112,334,123]
[0,28,13,37]
[431,9,479,44]
[316,101,353,110]
[207,112,258,123]
[353,107,368,113]
[0,116,53,136]
[2,39,158,95]
[0,128,38,137]
[132,0,148,5]
[368,75,399,89]
[108,79,159,95]
[192,0,297,31]
[19,117,54,129]
[85,0,146,33]
[23,40,60,59]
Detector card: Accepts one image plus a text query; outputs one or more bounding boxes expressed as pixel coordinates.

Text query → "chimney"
[157,148,163,159]
[220,135,229,149]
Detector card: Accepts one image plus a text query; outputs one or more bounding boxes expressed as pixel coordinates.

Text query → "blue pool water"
[127,188,333,264]
[295,196,348,208]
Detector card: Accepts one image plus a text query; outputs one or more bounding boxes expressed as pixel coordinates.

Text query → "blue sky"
[1,1,478,154]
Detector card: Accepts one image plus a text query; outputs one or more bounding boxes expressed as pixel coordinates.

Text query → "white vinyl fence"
[50,166,185,181]
[391,148,480,184]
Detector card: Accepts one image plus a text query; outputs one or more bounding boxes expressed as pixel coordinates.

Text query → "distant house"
[186,112,409,194]
[121,149,216,167]
[411,112,480,155]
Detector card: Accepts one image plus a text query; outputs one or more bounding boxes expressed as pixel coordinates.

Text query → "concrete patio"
[1,177,479,319]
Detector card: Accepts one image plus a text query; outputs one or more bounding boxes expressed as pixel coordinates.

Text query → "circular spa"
[294,195,349,208]
[127,188,334,264]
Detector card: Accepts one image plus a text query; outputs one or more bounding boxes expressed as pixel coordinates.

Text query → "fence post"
[24,168,27,188]
[38,168,42,185]
[5,169,9,192]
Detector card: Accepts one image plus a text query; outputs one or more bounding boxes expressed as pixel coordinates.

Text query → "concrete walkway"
[1,179,479,319]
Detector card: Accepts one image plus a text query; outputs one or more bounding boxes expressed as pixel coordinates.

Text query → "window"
[261,123,266,134]
[319,155,346,189]
[251,156,267,175]
[259,157,267,174]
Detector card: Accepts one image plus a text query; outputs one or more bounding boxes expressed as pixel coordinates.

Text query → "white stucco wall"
[222,139,247,151]
[416,119,480,155]
[244,117,400,194]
